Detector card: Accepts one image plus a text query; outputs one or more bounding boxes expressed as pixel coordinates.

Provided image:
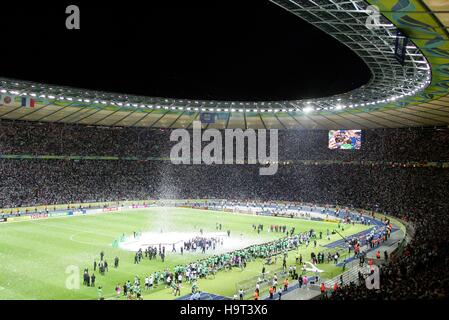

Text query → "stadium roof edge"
[0,0,448,129]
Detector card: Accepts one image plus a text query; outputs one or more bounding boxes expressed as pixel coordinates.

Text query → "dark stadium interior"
[0,0,371,100]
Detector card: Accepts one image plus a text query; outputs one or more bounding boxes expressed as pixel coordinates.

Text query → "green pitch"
[0,207,369,300]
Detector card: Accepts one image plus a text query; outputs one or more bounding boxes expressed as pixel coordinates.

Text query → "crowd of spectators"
[0,119,448,299]
[1,120,448,161]
[1,160,447,210]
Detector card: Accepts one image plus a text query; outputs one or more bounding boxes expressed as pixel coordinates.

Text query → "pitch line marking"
[69,231,110,246]
[29,220,116,238]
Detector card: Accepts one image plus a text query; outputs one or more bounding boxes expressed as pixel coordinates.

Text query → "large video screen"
[328,130,362,150]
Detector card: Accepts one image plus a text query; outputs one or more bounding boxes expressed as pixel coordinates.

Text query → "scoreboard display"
[328,130,362,150]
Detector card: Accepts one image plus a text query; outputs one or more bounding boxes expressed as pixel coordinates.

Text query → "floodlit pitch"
[0,206,379,300]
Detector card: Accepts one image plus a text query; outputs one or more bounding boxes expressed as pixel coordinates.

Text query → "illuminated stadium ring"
[0,0,448,128]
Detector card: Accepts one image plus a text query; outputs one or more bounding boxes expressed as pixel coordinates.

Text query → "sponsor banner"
[30,213,49,220]
[6,215,31,222]
[49,211,71,218]
[178,205,193,209]
[86,209,104,215]
[71,209,87,215]
[130,204,149,209]
[276,213,295,219]
[69,210,83,216]
[102,207,121,213]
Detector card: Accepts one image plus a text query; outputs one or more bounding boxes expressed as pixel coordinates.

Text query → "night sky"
[0,0,371,101]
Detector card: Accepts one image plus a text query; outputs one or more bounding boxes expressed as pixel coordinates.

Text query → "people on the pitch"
[83,269,90,286]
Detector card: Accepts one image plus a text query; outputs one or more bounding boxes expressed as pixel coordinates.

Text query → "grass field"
[0,207,370,300]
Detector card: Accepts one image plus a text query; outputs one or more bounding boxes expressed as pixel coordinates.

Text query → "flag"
[200,112,215,124]
[216,113,229,120]
[21,97,36,108]
[0,95,15,106]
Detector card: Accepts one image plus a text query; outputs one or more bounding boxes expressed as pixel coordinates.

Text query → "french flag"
[21,97,36,108]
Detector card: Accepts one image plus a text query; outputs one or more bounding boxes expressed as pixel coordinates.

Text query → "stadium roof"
[0,0,448,129]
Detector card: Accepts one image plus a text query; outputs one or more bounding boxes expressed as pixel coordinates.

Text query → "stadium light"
[303,106,313,113]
